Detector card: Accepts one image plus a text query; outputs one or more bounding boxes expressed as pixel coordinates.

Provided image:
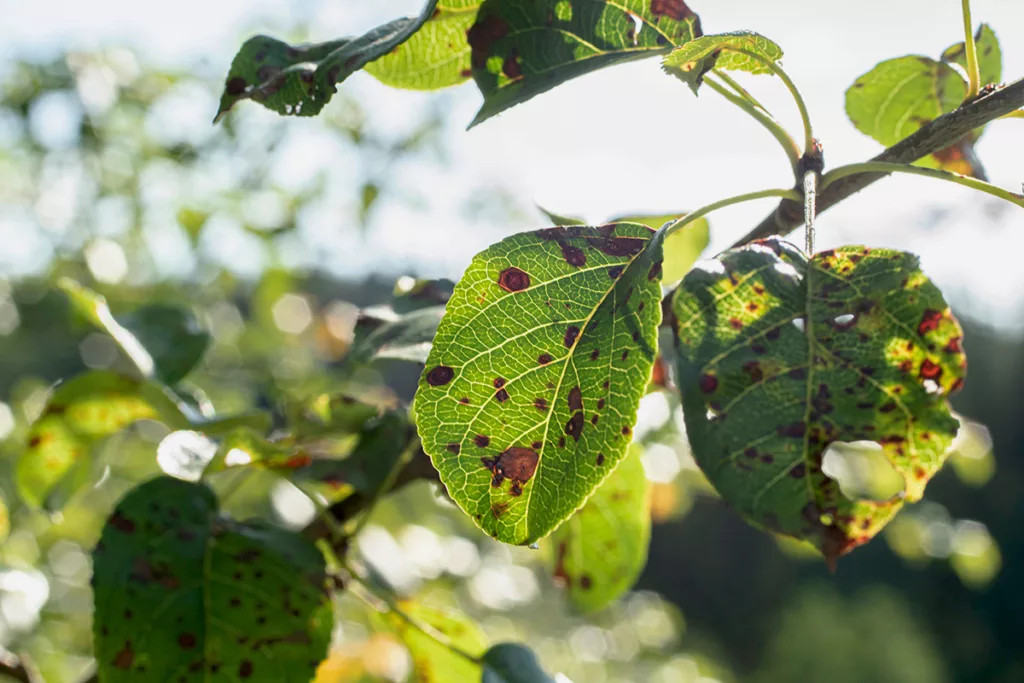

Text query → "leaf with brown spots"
[672,238,966,565]
[92,476,332,682]
[662,31,783,94]
[547,447,650,613]
[468,0,702,126]
[366,1,483,91]
[216,1,439,121]
[383,601,489,682]
[417,223,663,545]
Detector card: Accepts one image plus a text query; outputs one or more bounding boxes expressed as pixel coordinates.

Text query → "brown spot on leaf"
[467,13,509,69]
[534,397,549,411]
[568,386,583,411]
[919,359,942,380]
[426,365,454,386]
[565,412,584,442]
[580,575,593,589]
[496,388,510,402]
[110,512,136,534]
[113,642,134,669]
[447,443,461,455]
[561,243,587,267]
[648,261,663,281]
[474,434,490,448]
[502,49,522,79]
[778,422,806,438]
[729,318,743,330]
[790,463,806,479]
[496,447,540,484]
[225,76,247,96]
[699,373,718,393]
[590,348,600,361]
[564,325,580,347]
[498,267,530,292]
[945,337,962,353]
[178,633,197,650]
[538,353,554,365]
[608,266,623,279]
[621,425,631,436]
[918,309,944,335]
[742,361,763,382]
[651,0,698,21]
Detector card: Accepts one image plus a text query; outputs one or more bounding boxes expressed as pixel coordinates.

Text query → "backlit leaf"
[417,223,664,545]
[482,643,559,683]
[216,1,439,121]
[671,238,966,564]
[388,602,488,682]
[662,31,783,94]
[92,476,332,682]
[942,23,1002,88]
[468,0,702,126]
[15,371,187,509]
[548,446,650,613]
[365,1,482,91]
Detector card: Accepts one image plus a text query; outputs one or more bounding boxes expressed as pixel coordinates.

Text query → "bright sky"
[1,0,1023,327]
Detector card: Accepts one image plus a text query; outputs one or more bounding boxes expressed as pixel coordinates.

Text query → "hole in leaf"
[792,317,806,333]
[821,441,904,502]
[834,313,856,327]
[923,379,943,395]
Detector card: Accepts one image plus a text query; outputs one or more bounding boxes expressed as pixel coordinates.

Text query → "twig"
[733,76,1024,247]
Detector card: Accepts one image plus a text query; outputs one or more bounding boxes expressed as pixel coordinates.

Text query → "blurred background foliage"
[0,24,1021,683]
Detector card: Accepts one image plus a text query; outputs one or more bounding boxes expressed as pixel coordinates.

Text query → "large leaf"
[942,23,1002,88]
[416,223,664,545]
[548,446,650,613]
[216,1,439,121]
[15,371,187,509]
[482,643,558,683]
[662,31,783,94]
[388,602,488,681]
[468,0,703,126]
[671,238,966,564]
[92,477,332,682]
[365,1,482,90]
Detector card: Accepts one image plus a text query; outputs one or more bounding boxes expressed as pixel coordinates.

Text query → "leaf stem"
[662,187,803,239]
[705,77,801,175]
[961,0,981,99]
[803,171,817,254]
[710,68,770,113]
[728,47,815,153]
[820,161,1024,208]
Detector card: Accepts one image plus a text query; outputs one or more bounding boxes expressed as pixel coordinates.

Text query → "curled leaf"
[663,31,783,94]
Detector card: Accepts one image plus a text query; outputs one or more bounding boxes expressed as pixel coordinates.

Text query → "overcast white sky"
[1,0,1023,326]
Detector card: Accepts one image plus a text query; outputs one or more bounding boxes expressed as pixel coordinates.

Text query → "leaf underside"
[92,477,332,682]
[416,223,663,545]
[468,0,703,126]
[672,238,966,562]
[662,31,783,94]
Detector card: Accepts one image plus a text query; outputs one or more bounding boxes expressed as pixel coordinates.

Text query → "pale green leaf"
[469,0,702,126]
[92,477,332,681]
[548,446,650,613]
[662,31,783,94]
[390,602,488,681]
[942,23,1002,87]
[416,223,664,545]
[672,238,966,564]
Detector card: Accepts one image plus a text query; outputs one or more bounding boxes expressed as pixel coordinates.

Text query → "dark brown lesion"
[498,266,531,292]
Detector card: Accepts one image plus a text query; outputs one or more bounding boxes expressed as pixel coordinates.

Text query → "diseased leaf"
[482,643,559,683]
[417,223,664,545]
[216,1,439,121]
[15,371,187,509]
[388,602,488,682]
[662,31,783,94]
[942,23,1002,88]
[548,446,650,613]
[92,477,332,682]
[845,55,985,176]
[671,238,966,564]
[365,1,482,90]
[468,0,702,126]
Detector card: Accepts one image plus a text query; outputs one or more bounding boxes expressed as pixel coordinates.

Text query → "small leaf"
[15,371,186,509]
[671,238,966,564]
[92,477,333,681]
[537,206,586,226]
[482,643,559,683]
[416,223,663,545]
[548,446,650,613]
[942,23,1002,88]
[388,602,488,681]
[216,1,439,121]
[365,1,483,91]
[348,306,446,365]
[468,0,702,126]
[662,31,783,94]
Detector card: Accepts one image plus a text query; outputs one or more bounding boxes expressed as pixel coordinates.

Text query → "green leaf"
[389,602,488,681]
[610,213,709,284]
[120,303,211,385]
[942,23,1001,87]
[216,1,439,121]
[662,31,783,94]
[92,477,332,681]
[671,238,967,564]
[15,371,187,509]
[548,446,650,613]
[59,279,155,378]
[537,206,586,226]
[482,643,558,683]
[348,306,446,365]
[416,223,663,545]
[365,1,482,91]
[468,0,703,126]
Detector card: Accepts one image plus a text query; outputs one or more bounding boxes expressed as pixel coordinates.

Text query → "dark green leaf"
[468,0,702,126]
[15,371,187,508]
[942,23,1001,87]
[482,643,558,683]
[416,223,663,545]
[389,601,488,681]
[671,238,966,565]
[92,477,332,681]
[365,1,483,91]
[548,446,650,613]
[59,279,155,377]
[216,1,439,121]
[662,31,783,94]
[349,305,446,365]
[392,277,456,313]
[121,304,211,385]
